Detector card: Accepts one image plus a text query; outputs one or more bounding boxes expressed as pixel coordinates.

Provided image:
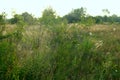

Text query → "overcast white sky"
[0,0,120,18]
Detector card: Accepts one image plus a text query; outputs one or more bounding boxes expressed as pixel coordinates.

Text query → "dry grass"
[3,24,120,60]
[5,24,16,33]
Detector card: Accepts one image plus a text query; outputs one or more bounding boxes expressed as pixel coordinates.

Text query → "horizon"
[1,0,120,18]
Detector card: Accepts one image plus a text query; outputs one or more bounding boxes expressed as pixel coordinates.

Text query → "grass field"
[0,24,120,80]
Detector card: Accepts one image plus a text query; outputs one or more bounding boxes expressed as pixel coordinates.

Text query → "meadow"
[0,23,120,80]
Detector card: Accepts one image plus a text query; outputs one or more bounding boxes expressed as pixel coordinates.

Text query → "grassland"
[0,24,120,80]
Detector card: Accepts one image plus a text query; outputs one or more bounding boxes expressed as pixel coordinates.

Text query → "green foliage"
[15,24,120,80]
[21,12,35,25]
[39,7,57,26]
[4,8,120,25]
[81,16,95,26]
[9,12,37,25]
[0,15,4,36]
[10,14,24,24]
[95,16,103,24]
[0,9,120,80]
[10,14,26,41]
[0,12,24,80]
[0,23,120,80]
[0,15,4,25]
[0,39,20,80]
[63,8,120,24]
[64,7,86,23]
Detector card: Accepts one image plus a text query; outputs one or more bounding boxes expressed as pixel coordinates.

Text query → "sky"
[0,0,120,18]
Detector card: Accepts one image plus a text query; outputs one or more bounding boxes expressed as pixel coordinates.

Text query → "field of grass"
[0,23,120,80]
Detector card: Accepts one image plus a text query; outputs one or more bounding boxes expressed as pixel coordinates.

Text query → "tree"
[8,14,25,40]
[21,12,35,25]
[102,9,110,23]
[64,7,86,23]
[109,14,120,23]
[39,7,57,26]
[95,16,103,24]
[82,16,95,26]
[10,14,24,24]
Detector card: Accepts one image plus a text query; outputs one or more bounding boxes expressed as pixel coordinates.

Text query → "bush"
[17,24,120,80]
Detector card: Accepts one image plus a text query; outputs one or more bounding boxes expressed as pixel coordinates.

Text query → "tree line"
[1,7,120,26]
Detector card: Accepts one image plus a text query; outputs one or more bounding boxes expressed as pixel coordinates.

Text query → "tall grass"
[0,23,120,80]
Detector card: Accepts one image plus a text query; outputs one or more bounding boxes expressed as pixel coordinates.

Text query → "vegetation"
[0,7,120,80]
[63,7,86,23]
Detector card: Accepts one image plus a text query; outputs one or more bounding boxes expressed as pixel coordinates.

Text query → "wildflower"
[113,28,116,31]
[115,69,118,72]
[89,32,92,36]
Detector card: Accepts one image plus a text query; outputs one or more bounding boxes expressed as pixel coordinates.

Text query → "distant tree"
[39,7,57,26]
[64,7,86,23]
[10,14,24,24]
[82,16,95,26]
[108,14,120,23]
[95,16,103,24]
[21,12,35,25]
[102,9,110,23]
